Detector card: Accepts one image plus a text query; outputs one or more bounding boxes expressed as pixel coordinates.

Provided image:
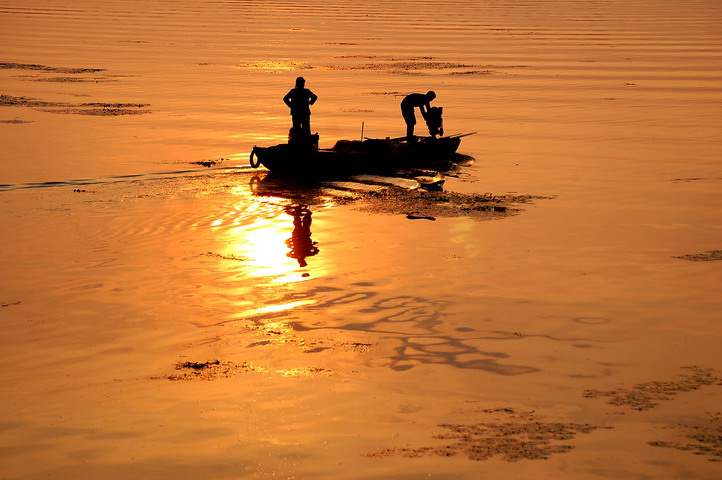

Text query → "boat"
[249,134,470,177]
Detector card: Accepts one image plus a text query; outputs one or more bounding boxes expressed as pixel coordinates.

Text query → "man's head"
[296,76,306,88]
[426,91,436,101]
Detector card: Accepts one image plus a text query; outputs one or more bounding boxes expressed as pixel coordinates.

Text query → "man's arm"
[419,102,430,119]
[309,90,318,106]
[283,90,293,108]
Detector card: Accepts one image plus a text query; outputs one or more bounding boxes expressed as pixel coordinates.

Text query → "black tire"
[249,147,261,168]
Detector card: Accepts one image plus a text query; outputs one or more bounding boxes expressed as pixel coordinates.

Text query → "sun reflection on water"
[237,300,317,319]
[237,217,301,279]
[210,195,325,282]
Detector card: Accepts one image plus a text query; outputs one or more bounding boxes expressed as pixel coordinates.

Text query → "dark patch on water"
[333,55,435,60]
[671,177,722,183]
[0,61,105,74]
[406,213,436,221]
[156,359,336,380]
[190,158,226,168]
[308,59,529,76]
[13,75,118,83]
[249,166,548,223]
[362,91,415,97]
[674,250,722,262]
[649,412,722,462]
[354,188,543,221]
[583,366,722,411]
[312,61,480,75]
[0,94,150,116]
[366,408,610,461]
[450,70,496,75]
[157,360,261,380]
[46,107,150,116]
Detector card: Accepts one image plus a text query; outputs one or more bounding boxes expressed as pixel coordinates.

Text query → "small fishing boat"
[249,134,472,177]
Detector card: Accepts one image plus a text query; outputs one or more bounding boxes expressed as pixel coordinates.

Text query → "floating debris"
[670,177,719,183]
[583,366,722,411]
[674,250,722,262]
[155,358,335,380]
[406,213,436,221]
[16,76,116,83]
[366,408,609,462]
[355,188,541,221]
[649,412,722,462]
[449,70,495,75]
[190,158,225,168]
[202,251,246,261]
[161,360,262,380]
[0,95,150,116]
[362,91,414,97]
[342,342,374,352]
[0,61,105,74]
[314,61,478,72]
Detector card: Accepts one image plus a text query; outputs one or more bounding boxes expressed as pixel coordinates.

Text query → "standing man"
[283,76,318,136]
[400,91,436,140]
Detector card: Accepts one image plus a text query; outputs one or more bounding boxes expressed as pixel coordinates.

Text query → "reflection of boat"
[250,135,468,177]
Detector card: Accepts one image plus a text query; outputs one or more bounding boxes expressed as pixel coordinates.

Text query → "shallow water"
[1,1,721,479]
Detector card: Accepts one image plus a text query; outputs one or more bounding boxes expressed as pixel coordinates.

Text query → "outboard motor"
[425,106,444,137]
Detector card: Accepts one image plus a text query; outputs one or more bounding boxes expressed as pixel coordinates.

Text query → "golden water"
[1,1,721,478]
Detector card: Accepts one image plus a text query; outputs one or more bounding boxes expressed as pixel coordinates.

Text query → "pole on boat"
[361,122,365,141]
[448,131,477,139]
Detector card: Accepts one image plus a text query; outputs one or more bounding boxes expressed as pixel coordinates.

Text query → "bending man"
[400,91,436,140]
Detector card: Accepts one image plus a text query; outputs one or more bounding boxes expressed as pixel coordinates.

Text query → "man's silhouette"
[400,91,436,140]
[283,77,318,136]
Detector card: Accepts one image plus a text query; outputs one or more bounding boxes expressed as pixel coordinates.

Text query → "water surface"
[1,1,721,478]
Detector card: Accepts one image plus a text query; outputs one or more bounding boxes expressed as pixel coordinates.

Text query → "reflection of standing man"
[283,77,318,136]
[285,205,319,268]
[400,91,436,140]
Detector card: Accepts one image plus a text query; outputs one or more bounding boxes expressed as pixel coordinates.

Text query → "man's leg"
[406,123,414,139]
[402,106,416,140]
[302,115,311,135]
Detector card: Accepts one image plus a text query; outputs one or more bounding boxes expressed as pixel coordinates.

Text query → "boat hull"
[250,137,462,177]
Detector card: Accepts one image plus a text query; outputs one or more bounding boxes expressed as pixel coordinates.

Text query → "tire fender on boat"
[249,147,261,168]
